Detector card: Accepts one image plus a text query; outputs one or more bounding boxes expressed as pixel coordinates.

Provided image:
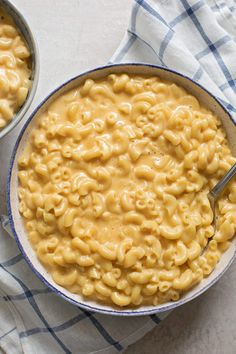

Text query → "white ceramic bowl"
[0,0,39,139]
[8,64,236,316]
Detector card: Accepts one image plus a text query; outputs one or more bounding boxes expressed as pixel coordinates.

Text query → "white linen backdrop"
[1,0,236,353]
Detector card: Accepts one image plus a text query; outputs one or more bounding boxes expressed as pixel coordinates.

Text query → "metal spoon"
[208,162,236,230]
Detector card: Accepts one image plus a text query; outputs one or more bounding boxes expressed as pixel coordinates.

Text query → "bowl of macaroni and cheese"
[8,64,236,315]
[0,0,39,139]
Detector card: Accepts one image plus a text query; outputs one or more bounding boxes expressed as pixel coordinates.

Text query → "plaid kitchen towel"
[111,0,236,122]
[1,0,236,353]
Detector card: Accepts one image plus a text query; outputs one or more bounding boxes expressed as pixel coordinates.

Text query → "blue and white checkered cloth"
[1,0,236,353]
[111,0,236,121]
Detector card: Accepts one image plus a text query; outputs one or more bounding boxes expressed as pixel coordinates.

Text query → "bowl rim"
[0,0,39,139]
[7,63,236,316]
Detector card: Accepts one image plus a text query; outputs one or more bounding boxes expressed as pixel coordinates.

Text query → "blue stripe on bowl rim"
[0,0,40,140]
[7,63,236,316]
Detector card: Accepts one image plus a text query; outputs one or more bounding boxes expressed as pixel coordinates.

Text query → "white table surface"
[0,1,236,353]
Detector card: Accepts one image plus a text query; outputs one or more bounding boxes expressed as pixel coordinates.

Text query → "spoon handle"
[210,162,236,199]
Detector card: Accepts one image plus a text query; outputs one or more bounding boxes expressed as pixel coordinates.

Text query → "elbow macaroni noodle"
[0,8,31,129]
[18,73,236,307]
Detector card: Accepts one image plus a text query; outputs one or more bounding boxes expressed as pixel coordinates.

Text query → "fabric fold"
[1,0,236,353]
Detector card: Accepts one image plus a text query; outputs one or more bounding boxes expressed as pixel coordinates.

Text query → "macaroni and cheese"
[0,8,31,129]
[18,74,236,307]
